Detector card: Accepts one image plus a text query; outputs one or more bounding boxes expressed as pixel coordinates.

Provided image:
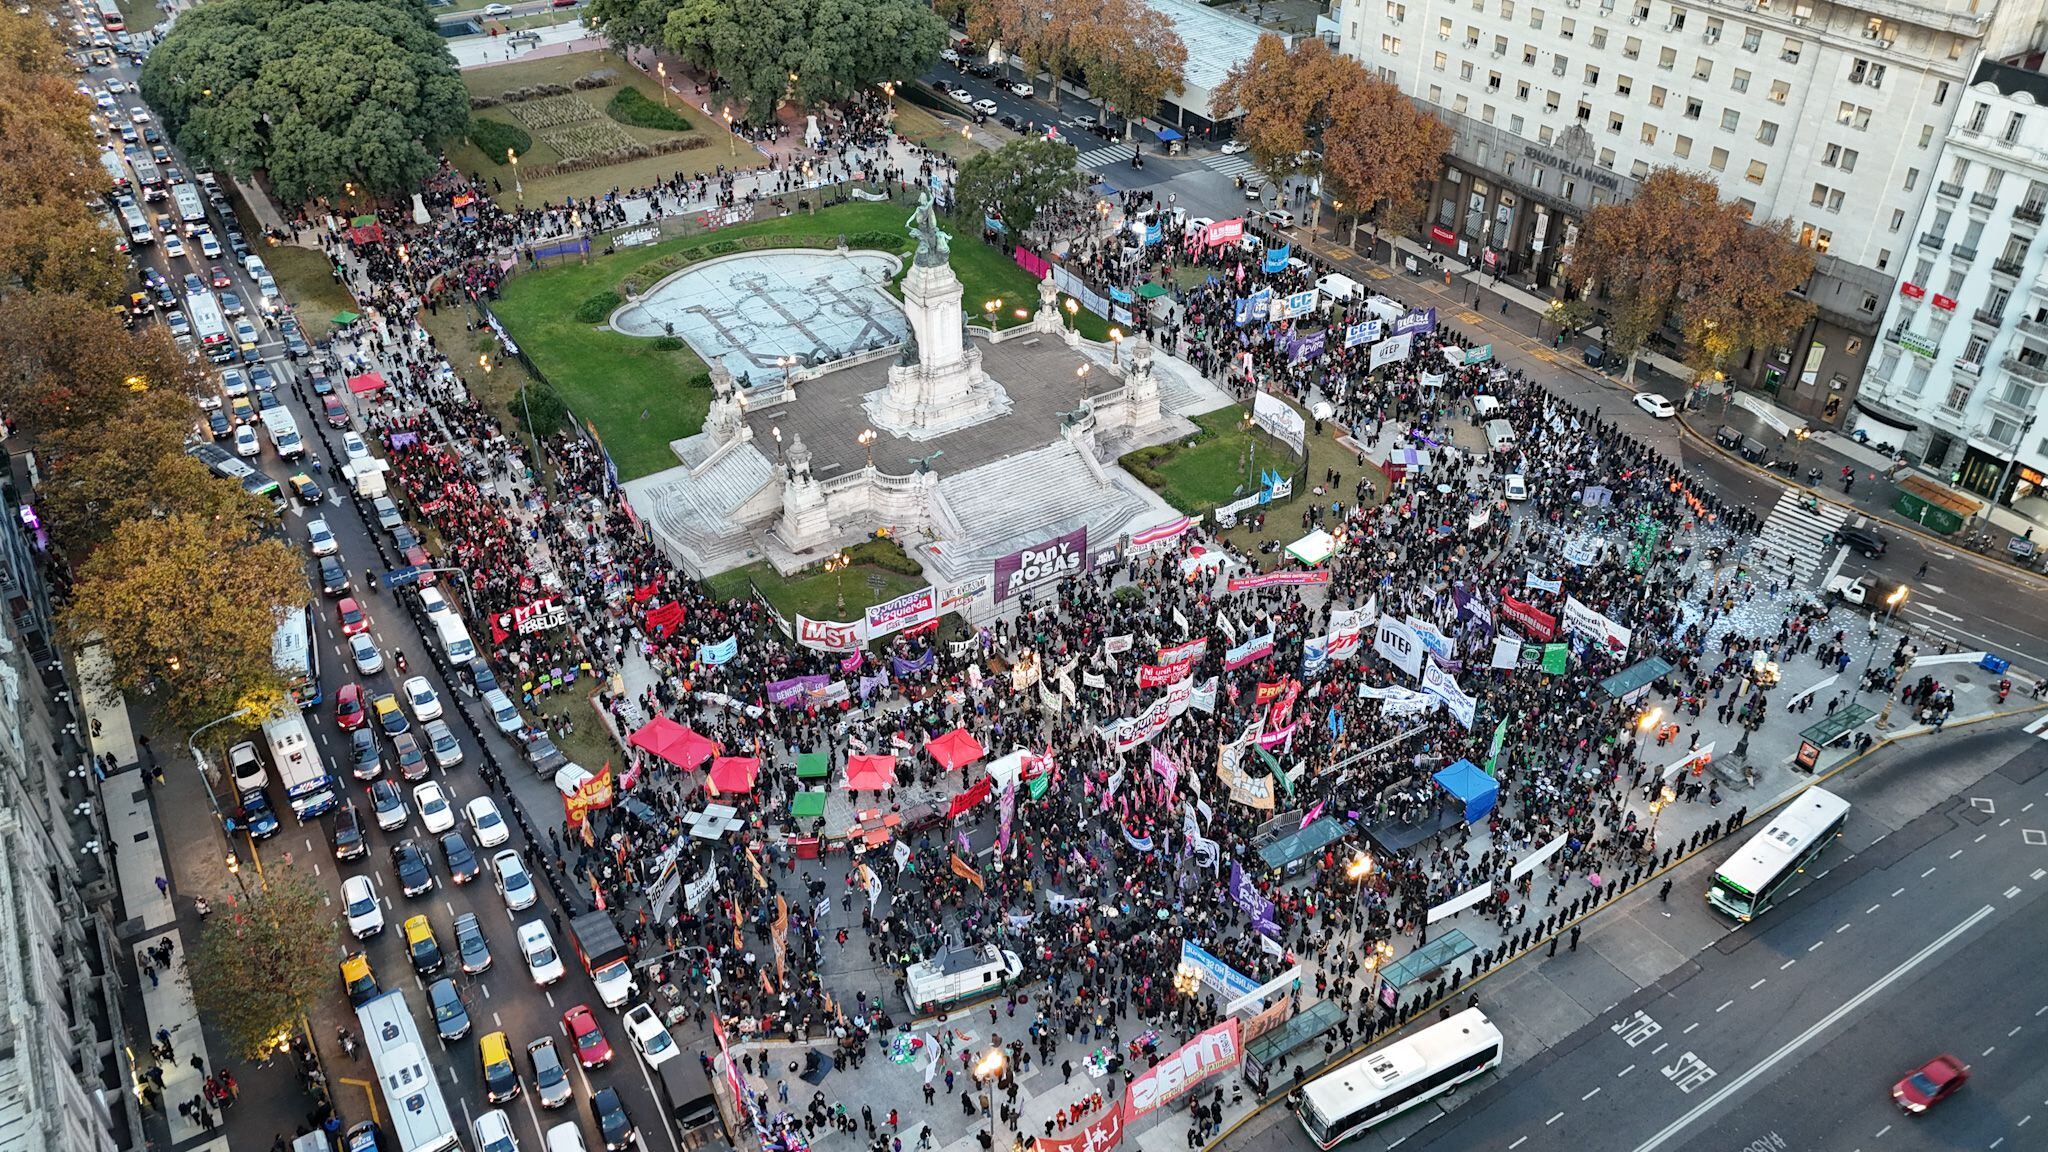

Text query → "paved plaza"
[611,249,908,384]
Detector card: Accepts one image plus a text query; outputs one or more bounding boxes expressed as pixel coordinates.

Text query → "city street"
[1218,720,2048,1152]
[89,52,682,1152]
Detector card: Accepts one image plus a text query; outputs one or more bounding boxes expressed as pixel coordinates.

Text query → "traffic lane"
[1405,788,2042,1152]
[1671,896,2048,1152]
[1837,548,2048,670]
[292,432,676,1152]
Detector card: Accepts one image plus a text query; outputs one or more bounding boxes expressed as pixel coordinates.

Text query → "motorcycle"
[338,1028,358,1059]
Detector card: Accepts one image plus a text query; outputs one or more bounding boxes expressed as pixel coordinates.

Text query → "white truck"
[260,708,338,820]
[260,406,305,458]
[905,943,1023,1014]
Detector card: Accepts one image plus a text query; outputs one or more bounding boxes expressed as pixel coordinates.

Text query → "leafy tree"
[984,0,1097,98]
[514,383,569,437]
[953,137,1087,239]
[63,509,304,732]
[0,8,125,305]
[185,870,337,1063]
[1076,0,1187,135]
[1568,167,1816,382]
[0,293,212,440]
[646,0,943,120]
[140,0,469,205]
[0,201,128,304]
[39,397,270,558]
[582,0,679,49]
[1321,70,1450,242]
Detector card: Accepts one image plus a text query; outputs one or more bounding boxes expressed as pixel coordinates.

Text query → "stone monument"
[1119,331,1162,429]
[867,193,1011,439]
[774,432,834,551]
[1032,273,1064,335]
[702,361,746,445]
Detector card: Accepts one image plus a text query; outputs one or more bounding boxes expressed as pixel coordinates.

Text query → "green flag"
[1027,773,1050,801]
[1542,643,1570,674]
[1483,717,1508,776]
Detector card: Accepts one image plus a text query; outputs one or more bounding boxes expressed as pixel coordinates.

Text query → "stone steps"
[620,444,776,577]
[918,442,1176,586]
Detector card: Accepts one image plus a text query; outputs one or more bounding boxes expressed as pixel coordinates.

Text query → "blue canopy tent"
[1154,126,1184,142]
[1432,760,1498,824]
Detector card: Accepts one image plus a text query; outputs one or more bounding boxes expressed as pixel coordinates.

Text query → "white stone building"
[1860,57,2048,513]
[1332,0,2047,426]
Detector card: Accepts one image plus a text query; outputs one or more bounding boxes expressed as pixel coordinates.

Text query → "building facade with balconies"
[1861,58,2048,507]
[1333,0,2046,427]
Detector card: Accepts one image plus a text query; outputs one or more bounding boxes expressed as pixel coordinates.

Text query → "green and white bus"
[1708,786,1849,921]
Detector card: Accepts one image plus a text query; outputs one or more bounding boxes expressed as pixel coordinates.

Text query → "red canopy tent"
[346,371,387,395]
[924,728,985,772]
[707,756,760,795]
[844,753,897,791]
[626,716,718,771]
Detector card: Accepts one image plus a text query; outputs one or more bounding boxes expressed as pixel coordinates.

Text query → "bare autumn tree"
[1568,167,1815,384]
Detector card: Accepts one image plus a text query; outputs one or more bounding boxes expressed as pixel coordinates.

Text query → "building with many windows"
[1332,0,2047,426]
[0,458,136,1151]
[1860,57,2048,513]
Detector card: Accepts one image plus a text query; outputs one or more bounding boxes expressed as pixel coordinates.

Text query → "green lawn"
[115,0,164,36]
[702,539,926,625]
[1122,397,1391,568]
[447,49,729,209]
[492,200,1108,481]
[263,246,357,341]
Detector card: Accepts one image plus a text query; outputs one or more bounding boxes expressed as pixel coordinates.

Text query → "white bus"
[1708,786,1849,921]
[272,606,320,710]
[171,182,208,228]
[260,707,337,820]
[187,289,231,362]
[1292,1008,1504,1148]
[357,990,461,1152]
[120,201,153,247]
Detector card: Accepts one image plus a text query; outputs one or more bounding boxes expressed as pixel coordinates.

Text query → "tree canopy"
[1568,167,1816,382]
[1212,35,1447,232]
[965,0,1185,129]
[184,871,338,1062]
[588,0,946,120]
[139,0,469,205]
[953,137,1087,239]
[0,7,124,304]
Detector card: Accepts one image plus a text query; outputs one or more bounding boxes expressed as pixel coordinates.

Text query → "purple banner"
[890,649,935,677]
[1228,861,1281,937]
[766,675,831,707]
[1394,307,1438,337]
[1288,330,1326,364]
[992,526,1090,602]
[857,672,890,700]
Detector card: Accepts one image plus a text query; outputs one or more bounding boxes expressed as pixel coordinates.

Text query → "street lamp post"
[824,551,851,613]
[1634,706,1663,764]
[1988,414,2039,523]
[1109,327,1123,367]
[1345,851,1375,939]
[723,108,736,157]
[1644,784,1677,853]
[858,428,877,470]
[657,61,668,107]
[1856,585,1911,705]
[508,149,522,207]
[188,706,256,832]
[1063,297,1078,333]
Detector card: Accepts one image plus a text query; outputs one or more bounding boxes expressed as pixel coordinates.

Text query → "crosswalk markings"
[1075,145,1132,170]
[1205,154,1258,178]
[2025,714,2048,741]
[1753,490,1850,584]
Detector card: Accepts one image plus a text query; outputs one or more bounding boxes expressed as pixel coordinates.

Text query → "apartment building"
[1860,57,2048,512]
[1333,0,2047,426]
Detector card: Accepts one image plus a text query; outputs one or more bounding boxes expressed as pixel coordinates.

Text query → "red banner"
[1931,293,1958,311]
[1267,680,1301,729]
[1038,1106,1124,1152]
[1898,281,1925,299]
[1227,570,1333,592]
[946,777,993,819]
[1429,225,1456,245]
[1136,659,1194,688]
[1498,593,1558,641]
[1157,638,1208,665]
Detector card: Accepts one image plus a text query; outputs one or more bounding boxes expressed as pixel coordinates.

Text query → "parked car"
[1632,391,1677,419]
[343,875,383,938]
[495,850,537,911]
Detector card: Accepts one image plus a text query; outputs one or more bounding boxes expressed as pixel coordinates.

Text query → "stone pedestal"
[867,249,1011,439]
[1032,275,1064,335]
[774,434,834,552]
[702,362,745,444]
[1120,333,1162,430]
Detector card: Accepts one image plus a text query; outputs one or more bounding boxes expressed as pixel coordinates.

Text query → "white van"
[906,943,1025,1014]
[433,614,476,664]
[1484,419,1518,453]
[1473,394,1503,417]
[483,688,525,736]
[1315,273,1363,302]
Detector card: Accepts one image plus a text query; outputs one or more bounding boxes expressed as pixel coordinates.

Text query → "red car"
[1893,1054,1969,1112]
[334,683,366,731]
[335,597,370,637]
[322,394,349,428]
[562,1004,612,1069]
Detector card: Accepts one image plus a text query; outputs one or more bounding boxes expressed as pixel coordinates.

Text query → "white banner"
[1511,834,1569,880]
[1374,616,1426,678]
[1427,881,1495,924]
[1369,333,1413,370]
[796,615,865,652]
[1421,661,1476,730]
[1252,390,1307,457]
[1661,742,1716,784]
[1562,595,1634,656]
[1491,634,1522,669]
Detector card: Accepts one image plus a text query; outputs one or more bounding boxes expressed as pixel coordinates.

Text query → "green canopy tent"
[790,790,827,819]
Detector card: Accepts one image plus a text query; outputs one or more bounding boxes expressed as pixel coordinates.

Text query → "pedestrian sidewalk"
[79,645,229,1152]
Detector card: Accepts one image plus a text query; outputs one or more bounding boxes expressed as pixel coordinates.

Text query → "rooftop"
[1972,58,2048,106]
[1141,0,1284,100]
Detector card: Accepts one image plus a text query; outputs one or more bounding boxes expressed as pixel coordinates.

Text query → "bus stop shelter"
[1242,1000,1347,1093]
[1257,816,1352,872]
[1374,929,1476,1011]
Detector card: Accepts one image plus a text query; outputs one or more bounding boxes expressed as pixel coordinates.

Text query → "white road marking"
[1808,941,1825,953]
[1984,1046,1998,1056]
[1653,1042,1670,1054]
[1546,1112,1566,1125]
[2008,886,2024,899]
[2010,1026,2023,1036]
[1921,868,1938,878]
[1837,923,1852,934]
[1867,904,1881,914]
[1716,1000,1735,1013]
[1750,978,1768,990]
[1618,1064,1636,1077]
[1626,905,1996,1152]
[1780,960,1797,970]
[1874,1124,1891,1137]
[1951,850,1966,859]
[1509,1138,1529,1149]
[1893,887,1907,897]
[1583,1087,1602,1100]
